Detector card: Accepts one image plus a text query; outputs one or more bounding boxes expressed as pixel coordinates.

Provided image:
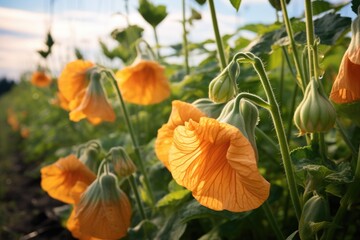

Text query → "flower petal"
[40,155,96,204]
[169,117,270,212]
[116,60,170,105]
[155,100,206,168]
[330,52,360,103]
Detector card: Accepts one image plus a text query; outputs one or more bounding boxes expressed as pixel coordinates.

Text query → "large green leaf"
[295,13,351,45]
[138,0,168,28]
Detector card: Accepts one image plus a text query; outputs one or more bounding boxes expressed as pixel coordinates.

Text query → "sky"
[0,0,354,81]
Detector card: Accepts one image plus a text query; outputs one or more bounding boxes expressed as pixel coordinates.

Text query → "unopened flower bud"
[79,146,100,173]
[192,98,226,118]
[76,172,132,239]
[294,79,336,135]
[239,99,259,160]
[109,147,137,177]
[217,97,247,136]
[217,96,259,159]
[208,66,237,103]
[299,195,330,240]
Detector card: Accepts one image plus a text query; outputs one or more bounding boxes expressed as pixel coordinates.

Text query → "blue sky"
[0,0,353,81]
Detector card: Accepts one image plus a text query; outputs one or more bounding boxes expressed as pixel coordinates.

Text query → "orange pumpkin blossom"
[169,117,270,212]
[116,59,171,105]
[155,100,206,169]
[40,154,96,204]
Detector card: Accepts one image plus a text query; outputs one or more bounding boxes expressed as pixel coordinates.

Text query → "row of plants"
[1,0,360,239]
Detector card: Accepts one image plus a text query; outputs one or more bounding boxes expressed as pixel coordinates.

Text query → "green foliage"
[229,0,242,11]
[2,1,360,239]
[138,0,168,28]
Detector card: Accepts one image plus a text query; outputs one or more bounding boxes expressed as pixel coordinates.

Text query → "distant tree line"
[0,77,15,97]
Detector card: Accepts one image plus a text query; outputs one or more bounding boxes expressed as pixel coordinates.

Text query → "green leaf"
[128,220,158,239]
[352,0,360,14]
[111,25,144,48]
[74,48,84,60]
[268,0,290,11]
[295,13,351,45]
[138,0,168,28]
[45,32,54,49]
[229,0,242,11]
[155,213,187,240]
[312,1,332,15]
[156,189,191,207]
[193,0,206,5]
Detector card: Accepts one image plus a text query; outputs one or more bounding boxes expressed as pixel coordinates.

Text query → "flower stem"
[208,0,227,69]
[304,0,315,80]
[261,201,285,240]
[279,0,306,92]
[105,70,155,206]
[182,0,190,74]
[128,175,147,220]
[152,26,161,60]
[234,52,302,220]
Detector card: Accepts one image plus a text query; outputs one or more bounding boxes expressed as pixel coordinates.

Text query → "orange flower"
[116,59,170,105]
[31,71,52,87]
[40,154,96,204]
[330,51,360,103]
[67,182,102,240]
[58,60,94,103]
[76,173,132,239]
[169,117,270,212]
[69,74,116,124]
[7,108,19,131]
[155,100,206,169]
[55,92,70,110]
[20,127,30,138]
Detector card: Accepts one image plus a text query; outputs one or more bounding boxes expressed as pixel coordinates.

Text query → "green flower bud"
[79,146,100,173]
[192,98,226,118]
[217,96,259,159]
[109,146,137,178]
[299,195,331,240]
[217,97,247,136]
[208,66,237,103]
[294,79,336,135]
[239,99,259,160]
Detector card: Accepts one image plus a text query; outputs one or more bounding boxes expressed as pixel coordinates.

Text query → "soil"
[0,139,75,240]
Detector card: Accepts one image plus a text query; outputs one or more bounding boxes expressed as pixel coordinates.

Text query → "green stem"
[152,26,161,60]
[286,84,299,141]
[182,0,190,74]
[279,0,306,92]
[105,70,155,206]
[304,0,315,80]
[235,52,302,220]
[261,201,285,240]
[128,175,147,220]
[208,0,227,69]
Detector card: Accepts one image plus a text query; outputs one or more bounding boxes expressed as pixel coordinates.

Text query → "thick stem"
[208,0,227,69]
[182,0,190,74]
[105,70,155,206]
[261,202,285,240]
[279,0,306,92]
[235,52,302,220]
[304,0,315,80]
